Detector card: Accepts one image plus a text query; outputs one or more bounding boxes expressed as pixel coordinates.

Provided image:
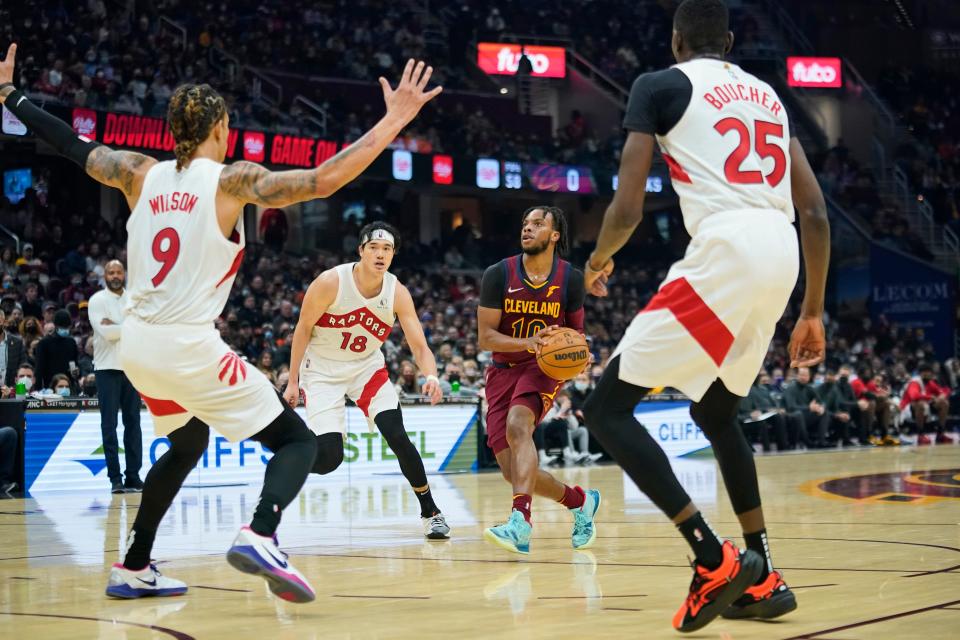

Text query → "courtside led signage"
[525,163,595,194]
[392,149,413,181]
[477,43,566,78]
[786,57,842,88]
[503,161,523,189]
[476,158,500,189]
[432,154,453,184]
[72,108,97,140]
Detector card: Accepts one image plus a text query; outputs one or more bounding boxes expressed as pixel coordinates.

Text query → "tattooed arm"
[218,59,442,210]
[85,147,157,205]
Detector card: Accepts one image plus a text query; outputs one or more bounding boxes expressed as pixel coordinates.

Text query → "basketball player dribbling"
[478,206,600,555]
[0,47,442,602]
[580,0,829,632]
[284,221,451,539]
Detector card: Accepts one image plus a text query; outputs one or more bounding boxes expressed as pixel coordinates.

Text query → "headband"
[361,228,395,247]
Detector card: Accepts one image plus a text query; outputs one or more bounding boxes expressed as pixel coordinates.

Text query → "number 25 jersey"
[624,58,793,237]
[125,158,245,324]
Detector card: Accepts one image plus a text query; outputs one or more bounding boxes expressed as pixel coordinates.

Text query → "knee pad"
[312,433,344,475]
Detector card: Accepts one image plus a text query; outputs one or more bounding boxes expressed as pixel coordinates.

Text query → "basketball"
[537,328,590,381]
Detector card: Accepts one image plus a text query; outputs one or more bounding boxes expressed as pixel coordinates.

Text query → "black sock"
[744,529,772,582]
[677,512,724,570]
[123,525,157,569]
[414,487,439,518]
[250,494,282,536]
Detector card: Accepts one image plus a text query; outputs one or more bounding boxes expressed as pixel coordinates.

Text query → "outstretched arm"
[585,131,656,297]
[0,44,155,207]
[394,284,441,404]
[219,59,442,209]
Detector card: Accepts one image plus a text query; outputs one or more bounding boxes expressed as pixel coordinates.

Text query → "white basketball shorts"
[120,317,284,442]
[299,353,399,436]
[613,209,800,402]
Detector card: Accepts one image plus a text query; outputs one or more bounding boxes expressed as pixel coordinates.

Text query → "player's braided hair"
[167,84,227,171]
[522,205,569,256]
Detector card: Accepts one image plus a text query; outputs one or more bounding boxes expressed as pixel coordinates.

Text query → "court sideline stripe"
[0,612,195,639]
[781,599,960,639]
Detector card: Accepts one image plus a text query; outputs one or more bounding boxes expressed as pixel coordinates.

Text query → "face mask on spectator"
[17,376,32,389]
[56,328,70,337]
[574,381,589,392]
[56,387,70,397]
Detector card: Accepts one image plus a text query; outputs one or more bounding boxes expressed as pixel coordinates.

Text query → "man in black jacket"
[34,310,79,390]
[738,373,790,452]
[0,309,27,391]
[783,367,830,448]
[817,369,854,446]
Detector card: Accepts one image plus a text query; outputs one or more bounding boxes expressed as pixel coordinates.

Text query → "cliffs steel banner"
[476,43,567,78]
[25,403,480,493]
[869,244,956,359]
[634,401,710,458]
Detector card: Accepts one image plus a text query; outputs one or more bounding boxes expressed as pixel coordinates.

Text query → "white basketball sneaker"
[226,526,315,603]
[105,562,187,599]
[422,513,451,539]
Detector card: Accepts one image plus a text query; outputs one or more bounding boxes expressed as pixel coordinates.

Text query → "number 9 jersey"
[624,58,793,238]
[125,158,244,324]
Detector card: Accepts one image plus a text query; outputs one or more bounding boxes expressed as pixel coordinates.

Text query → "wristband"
[425,375,440,385]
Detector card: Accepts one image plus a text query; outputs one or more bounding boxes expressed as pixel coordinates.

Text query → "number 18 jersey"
[125,158,245,324]
[305,263,397,364]
[624,58,793,237]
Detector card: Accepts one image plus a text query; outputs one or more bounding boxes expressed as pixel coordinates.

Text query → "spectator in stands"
[783,367,827,448]
[35,310,79,393]
[0,425,16,496]
[395,360,421,396]
[88,260,141,494]
[80,373,97,398]
[818,369,855,447]
[257,350,277,386]
[900,362,953,445]
[0,309,27,393]
[50,373,72,397]
[738,373,790,452]
[21,282,42,318]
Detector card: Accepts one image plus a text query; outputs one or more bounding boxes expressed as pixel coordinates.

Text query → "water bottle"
[451,380,460,397]
[15,381,26,399]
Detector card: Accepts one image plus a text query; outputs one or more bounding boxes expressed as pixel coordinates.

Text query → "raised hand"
[379,59,443,127]
[0,43,17,103]
[789,315,826,368]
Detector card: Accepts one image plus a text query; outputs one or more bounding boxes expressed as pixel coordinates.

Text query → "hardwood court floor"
[2,444,959,639]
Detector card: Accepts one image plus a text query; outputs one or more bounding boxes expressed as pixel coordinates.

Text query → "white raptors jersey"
[125,158,244,325]
[305,263,397,364]
[659,59,792,236]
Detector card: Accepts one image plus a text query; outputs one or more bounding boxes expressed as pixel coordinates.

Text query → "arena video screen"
[3,168,32,204]
[524,163,596,194]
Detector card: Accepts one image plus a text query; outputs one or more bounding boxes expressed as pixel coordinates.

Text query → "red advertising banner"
[477,43,566,78]
[71,108,98,140]
[786,57,842,88]
[432,154,453,184]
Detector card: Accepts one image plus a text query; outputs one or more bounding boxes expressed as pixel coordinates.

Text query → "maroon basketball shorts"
[484,360,563,454]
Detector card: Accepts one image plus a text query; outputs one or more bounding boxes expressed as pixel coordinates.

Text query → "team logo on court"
[804,468,960,503]
[218,352,248,386]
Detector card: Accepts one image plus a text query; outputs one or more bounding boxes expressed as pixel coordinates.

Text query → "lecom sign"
[787,57,842,88]
[477,43,566,78]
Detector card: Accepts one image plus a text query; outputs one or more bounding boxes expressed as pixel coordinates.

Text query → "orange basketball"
[537,328,590,381]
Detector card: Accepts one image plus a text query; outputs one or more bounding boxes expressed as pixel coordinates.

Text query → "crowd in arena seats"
[876,65,960,237]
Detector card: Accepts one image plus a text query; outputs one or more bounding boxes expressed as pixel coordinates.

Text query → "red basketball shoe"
[722,570,797,619]
[672,541,762,633]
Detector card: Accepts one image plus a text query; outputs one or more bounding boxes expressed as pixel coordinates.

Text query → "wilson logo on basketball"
[553,350,588,362]
[218,352,248,386]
